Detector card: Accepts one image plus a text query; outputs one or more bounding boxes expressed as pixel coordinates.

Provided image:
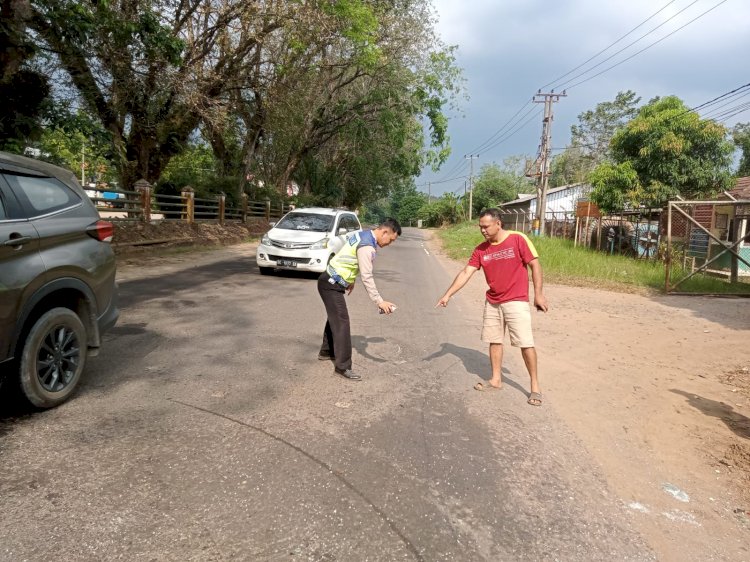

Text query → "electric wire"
[553,0,703,91]
[480,108,544,155]
[539,0,679,91]
[689,83,750,116]
[564,0,731,91]
[470,99,534,155]
[700,92,750,120]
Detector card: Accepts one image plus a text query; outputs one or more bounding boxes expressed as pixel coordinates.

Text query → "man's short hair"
[379,218,402,236]
[479,208,503,223]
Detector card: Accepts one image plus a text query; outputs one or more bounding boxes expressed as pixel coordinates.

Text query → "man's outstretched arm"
[435,265,478,307]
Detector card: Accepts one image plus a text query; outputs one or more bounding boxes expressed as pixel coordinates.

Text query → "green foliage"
[361,183,427,226]
[389,184,428,225]
[550,91,641,188]
[571,90,641,159]
[19,0,463,210]
[589,161,640,213]
[0,1,51,150]
[420,193,461,226]
[438,223,750,294]
[589,96,734,211]
[733,123,750,177]
[160,145,217,190]
[471,161,531,214]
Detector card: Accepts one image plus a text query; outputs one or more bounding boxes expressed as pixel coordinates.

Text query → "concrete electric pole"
[533,90,566,235]
[465,154,479,221]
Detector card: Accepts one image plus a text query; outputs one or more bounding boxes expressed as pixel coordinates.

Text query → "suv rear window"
[3,174,80,217]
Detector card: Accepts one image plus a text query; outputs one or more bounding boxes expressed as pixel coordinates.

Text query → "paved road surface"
[0,228,653,560]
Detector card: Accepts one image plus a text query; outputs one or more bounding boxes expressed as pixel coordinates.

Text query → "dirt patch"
[111,219,269,256]
[424,229,750,558]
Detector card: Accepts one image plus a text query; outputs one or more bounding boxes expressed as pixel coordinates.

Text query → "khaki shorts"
[481,300,534,347]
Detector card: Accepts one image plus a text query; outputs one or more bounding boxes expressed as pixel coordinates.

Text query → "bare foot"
[474,381,502,391]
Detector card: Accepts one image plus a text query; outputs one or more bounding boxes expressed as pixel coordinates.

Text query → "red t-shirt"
[468,231,539,304]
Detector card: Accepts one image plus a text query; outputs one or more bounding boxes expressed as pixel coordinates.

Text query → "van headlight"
[261,234,271,245]
[310,237,329,250]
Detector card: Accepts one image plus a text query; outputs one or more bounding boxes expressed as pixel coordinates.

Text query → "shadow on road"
[351,335,388,363]
[670,388,750,440]
[423,342,528,398]
[650,294,750,331]
[119,256,317,309]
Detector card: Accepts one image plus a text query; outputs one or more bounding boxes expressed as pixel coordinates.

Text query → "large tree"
[21,0,460,203]
[733,123,750,177]
[0,0,50,151]
[550,90,640,187]
[589,96,734,212]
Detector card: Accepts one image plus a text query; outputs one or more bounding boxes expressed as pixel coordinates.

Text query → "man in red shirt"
[436,208,548,405]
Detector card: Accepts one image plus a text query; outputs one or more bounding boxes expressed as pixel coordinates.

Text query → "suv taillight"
[87,220,114,242]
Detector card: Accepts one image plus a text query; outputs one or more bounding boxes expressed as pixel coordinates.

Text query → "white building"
[500,183,592,215]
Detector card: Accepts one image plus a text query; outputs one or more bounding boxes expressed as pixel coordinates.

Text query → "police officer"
[317,218,402,380]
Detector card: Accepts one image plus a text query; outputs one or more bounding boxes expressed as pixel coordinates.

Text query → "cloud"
[420,0,750,194]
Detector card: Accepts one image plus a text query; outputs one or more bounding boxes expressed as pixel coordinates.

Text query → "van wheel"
[19,308,87,408]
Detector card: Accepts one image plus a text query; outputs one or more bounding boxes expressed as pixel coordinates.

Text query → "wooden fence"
[85,180,290,223]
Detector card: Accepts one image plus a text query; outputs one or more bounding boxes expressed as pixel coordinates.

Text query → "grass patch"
[437,222,750,295]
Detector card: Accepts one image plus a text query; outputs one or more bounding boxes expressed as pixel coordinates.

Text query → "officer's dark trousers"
[318,273,352,371]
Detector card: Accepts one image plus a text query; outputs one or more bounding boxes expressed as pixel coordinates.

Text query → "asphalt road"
[0,228,654,561]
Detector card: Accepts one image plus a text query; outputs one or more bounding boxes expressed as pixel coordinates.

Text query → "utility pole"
[465,154,479,221]
[81,142,86,185]
[427,182,431,202]
[533,90,566,235]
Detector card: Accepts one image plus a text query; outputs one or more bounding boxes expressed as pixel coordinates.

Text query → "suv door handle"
[3,235,33,247]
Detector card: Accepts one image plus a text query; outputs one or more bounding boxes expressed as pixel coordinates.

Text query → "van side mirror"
[338,227,347,235]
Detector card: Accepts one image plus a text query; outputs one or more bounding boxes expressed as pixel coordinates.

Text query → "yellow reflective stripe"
[509,230,539,258]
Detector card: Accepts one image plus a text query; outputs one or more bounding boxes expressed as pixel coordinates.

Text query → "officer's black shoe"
[334,367,362,380]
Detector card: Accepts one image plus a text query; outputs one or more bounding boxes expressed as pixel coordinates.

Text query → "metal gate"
[665,200,750,294]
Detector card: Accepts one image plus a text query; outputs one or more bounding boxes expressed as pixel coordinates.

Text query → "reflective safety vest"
[328,230,377,284]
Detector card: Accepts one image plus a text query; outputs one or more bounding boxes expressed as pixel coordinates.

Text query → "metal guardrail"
[86,182,290,224]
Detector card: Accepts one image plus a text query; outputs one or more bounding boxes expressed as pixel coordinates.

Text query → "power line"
[480,108,543,155]
[554,0,703,91]
[701,93,750,120]
[564,0,731,91]
[539,0,679,91]
[707,101,750,122]
[470,100,534,154]
[690,83,750,115]
[423,157,467,188]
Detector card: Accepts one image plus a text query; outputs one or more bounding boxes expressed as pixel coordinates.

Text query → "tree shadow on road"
[650,294,750,331]
[423,342,528,398]
[670,388,750,440]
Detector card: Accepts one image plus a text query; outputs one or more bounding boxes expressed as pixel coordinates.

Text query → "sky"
[418,0,750,196]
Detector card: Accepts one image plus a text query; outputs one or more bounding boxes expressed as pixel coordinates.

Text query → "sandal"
[527,391,542,406]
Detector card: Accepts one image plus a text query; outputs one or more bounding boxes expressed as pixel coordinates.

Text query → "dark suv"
[0,151,118,408]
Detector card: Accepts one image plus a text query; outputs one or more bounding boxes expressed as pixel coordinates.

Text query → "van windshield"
[276,213,334,232]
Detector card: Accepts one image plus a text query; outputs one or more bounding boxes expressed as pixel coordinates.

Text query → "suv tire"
[19,308,87,408]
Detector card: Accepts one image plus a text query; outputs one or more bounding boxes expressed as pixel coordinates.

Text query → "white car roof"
[288,207,355,216]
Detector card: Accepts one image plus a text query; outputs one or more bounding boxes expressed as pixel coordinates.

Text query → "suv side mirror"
[338,227,347,235]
